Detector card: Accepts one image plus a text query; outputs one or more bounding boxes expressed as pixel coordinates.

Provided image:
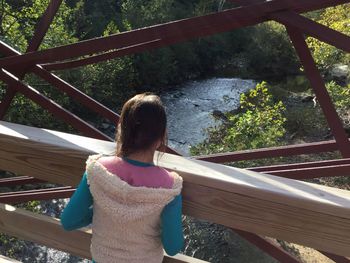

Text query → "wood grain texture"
[0,204,205,263]
[0,255,22,262]
[1,121,350,256]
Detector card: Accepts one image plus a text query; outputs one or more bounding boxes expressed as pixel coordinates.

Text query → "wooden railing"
[0,203,206,263]
[0,121,350,262]
[0,255,21,263]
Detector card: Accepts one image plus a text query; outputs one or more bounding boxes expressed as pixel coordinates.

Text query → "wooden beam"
[0,255,22,263]
[0,203,91,259]
[0,0,348,68]
[1,121,350,256]
[0,204,207,263]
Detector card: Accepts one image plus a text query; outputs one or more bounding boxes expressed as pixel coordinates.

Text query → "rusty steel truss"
[0,0,350,262]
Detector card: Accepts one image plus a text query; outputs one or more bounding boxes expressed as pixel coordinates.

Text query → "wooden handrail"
[0,255,22,262]
[0,204,205,263]
[1,121,350,256]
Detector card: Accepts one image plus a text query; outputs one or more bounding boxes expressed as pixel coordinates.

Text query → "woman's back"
[86,154,182,263]
[61,93,184,263]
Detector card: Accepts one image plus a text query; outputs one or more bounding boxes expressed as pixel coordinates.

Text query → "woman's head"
[116,93,167,157]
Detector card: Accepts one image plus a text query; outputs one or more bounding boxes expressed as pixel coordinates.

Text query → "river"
[162,78,255,155]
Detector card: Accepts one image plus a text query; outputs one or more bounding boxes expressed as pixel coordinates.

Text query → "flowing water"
[162,78,255,155]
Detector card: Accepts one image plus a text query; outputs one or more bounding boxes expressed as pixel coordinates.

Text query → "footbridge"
[0,0,350,262]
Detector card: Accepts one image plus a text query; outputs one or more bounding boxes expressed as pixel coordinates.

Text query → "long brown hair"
[116,93,167,157]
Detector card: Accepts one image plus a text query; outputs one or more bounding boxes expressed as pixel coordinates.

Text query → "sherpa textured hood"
[85,154,183,263]
[86,154,182,221]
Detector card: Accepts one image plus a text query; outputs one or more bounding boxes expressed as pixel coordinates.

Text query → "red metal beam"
[42,39,164,70]
[0,187,74,204]
[286,26,350,158]
[250,158,350,172]
[0,69,112,141]
[291,0,350,13]
[0,89,17,119]
[32,66,120,123]
[238,0,350,14]
[272,11,350,53]
[229,0,266,7]
[0,40,119,124]
[0,6,266,67]
[260,163,350,179]
[0,0,348,68]
[26,0,63,52]
[0,0,62,119]
[0,186,73,196]
[234,229,301,263]
[194,140,341,163]
[0,176,44,187]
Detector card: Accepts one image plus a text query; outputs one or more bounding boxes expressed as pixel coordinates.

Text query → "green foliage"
[0,1,28,52]
[1,0,77,51]
[78,58,138,112]
[327,81,350,126]
[40,1,78,49]
[243,22,299,78]
[327,81,350,112]
[0,234,24,258]
[18,200,40,212]
[66,0,122,39]
[280,81,350,142]
[307,4,350,70]
[285,105,328,140]
[191,82,286,155]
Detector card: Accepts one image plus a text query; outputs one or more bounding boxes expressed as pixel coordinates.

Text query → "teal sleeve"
[61,172,93,231]
[161,194,184,256]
